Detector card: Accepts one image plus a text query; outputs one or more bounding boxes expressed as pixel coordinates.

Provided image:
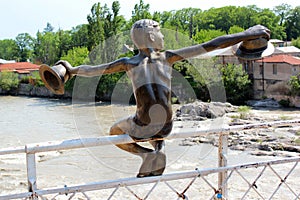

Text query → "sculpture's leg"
[137,140,167,177]
[110,118,168,177]
[110,119,155,177]
[109,119,153,154]
[149,140,166,176]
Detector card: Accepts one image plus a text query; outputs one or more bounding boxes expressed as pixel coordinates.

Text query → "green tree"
[60,47,90,92]
[15,33,34,62]
[181,59,215,101]
[228,25,244,34]
[78,1,128,99]
[87,2,107,51]
[44,22,54,33]
[60,47,89,66]
[0,39,19,60]
[273,3,292,26]
[104,1,126,37]
[87,1,126,64]
[33,30,60,65]
[198,6,239,33]
[159,11,173,28]
[0,71,19,91]
[71,24,89,47]
[286,6,300,40]
[186,59,252,104]
[152,11,161,22]
[292,37,300,49]
[253,8,286,39]
[130,0,152,24]
[234,6,259,29]
[288,75,300,96]
[220,63,252,104]
[193,29,226,43]
[169,8,202,38]
[57,29,73,59]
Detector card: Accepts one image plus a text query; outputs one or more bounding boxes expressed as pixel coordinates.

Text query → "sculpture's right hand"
[55,60,73,74]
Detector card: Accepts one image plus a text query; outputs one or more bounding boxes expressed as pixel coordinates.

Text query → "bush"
[237,105,251,119]
[0,71,19,91]
[278,99,290,107]
[288,75,300,96]
[30,71,44,87]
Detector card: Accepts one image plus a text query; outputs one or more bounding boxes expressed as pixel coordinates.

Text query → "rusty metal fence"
[0,120,300,199]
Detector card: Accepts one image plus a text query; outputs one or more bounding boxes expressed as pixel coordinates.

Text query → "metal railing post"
[218,132,228,199]
[26,147,38,199]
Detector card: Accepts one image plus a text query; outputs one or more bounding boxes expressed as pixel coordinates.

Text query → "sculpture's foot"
[137,152,166,178]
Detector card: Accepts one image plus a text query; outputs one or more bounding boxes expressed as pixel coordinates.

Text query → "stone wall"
[0,83,71,98]
[268,94,300,108]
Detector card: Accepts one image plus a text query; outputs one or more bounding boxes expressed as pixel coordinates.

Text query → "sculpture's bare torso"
[127,53,173,126]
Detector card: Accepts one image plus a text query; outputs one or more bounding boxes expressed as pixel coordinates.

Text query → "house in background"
[0,62,40,78]
[0,58,16,64]
[269,39,285,47]
[274,46,300,57]
[205,42,300,99]
[251,55,300,98]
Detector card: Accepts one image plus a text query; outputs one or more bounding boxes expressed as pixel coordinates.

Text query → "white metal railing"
[0,119,300,199]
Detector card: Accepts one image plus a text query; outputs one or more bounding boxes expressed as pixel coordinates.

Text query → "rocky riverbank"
[175,100,300,157]
[0,83,71,98]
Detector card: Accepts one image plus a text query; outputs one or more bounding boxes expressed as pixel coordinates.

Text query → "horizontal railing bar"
[36,170,200,196]
[0,192,32,200]
[217,156,300,172]
[0,146,25,155]
[26,119,300,153]
[1,156,298,199]
[1,119,299,154]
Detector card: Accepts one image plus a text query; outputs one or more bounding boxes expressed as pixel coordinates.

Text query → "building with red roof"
[0,62,40,74]
[251,54,300,98]
[256,54,300,65]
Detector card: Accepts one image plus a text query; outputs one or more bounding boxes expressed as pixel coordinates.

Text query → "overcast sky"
[0,0,299,39]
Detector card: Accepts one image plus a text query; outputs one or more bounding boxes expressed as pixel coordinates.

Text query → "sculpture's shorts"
[128,115,173,140]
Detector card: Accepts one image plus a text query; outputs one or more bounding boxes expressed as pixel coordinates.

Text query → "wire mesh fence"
[10,157,299,200]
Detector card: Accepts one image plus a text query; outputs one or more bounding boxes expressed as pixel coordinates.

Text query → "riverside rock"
[246,98,281,108]
[175,100,236,121]
[176,101,300,157]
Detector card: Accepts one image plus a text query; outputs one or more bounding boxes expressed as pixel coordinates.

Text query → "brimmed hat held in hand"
[232,37,274,60]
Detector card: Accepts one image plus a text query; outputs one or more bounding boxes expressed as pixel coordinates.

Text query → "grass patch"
[294,138,300,145]
[279,115,293,120]
[237,106,251,119]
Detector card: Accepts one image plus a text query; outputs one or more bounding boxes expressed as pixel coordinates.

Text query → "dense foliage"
[288,75,300,96]
[0,1,299,103]
[0,71,19,91]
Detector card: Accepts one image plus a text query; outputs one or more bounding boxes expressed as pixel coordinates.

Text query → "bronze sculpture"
[40,19,273,177]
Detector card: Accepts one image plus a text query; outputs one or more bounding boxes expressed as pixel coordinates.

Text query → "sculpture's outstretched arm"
[166,25,270,64]
[56,57,129,77]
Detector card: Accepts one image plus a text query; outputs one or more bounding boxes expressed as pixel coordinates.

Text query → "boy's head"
[131,19,164,50]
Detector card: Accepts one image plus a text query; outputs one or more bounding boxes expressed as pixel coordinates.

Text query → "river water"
[0,96,299,199]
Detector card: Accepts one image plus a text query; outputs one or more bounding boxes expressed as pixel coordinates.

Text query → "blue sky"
[0,0,299,39]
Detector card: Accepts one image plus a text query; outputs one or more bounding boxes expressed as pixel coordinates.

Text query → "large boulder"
[176,101,236,121]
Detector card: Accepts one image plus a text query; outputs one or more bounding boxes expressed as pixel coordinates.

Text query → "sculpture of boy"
[40,19,272,177]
